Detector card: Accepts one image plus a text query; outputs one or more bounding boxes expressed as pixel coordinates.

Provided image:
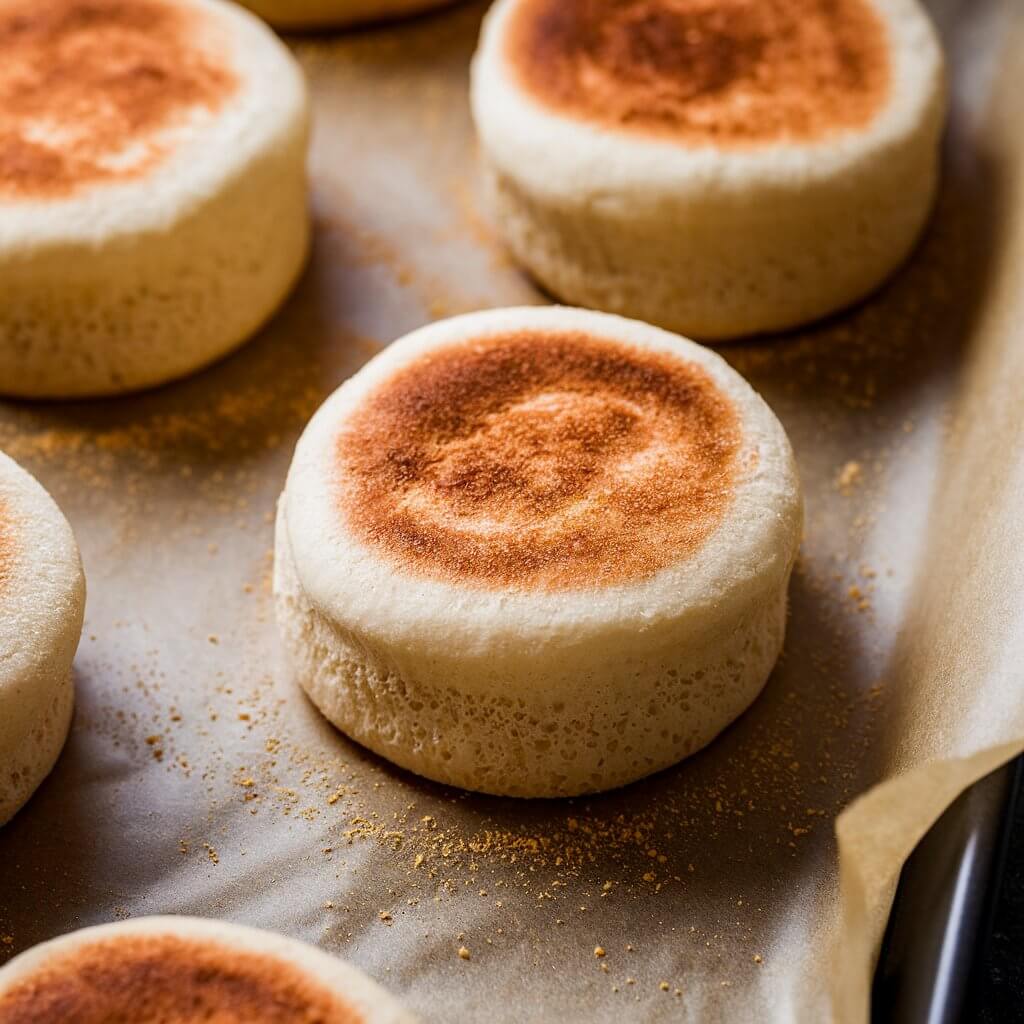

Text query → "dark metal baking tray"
[872,756,1023,1022]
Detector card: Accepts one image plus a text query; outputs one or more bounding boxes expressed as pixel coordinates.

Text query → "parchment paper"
[1,2,1022,1021]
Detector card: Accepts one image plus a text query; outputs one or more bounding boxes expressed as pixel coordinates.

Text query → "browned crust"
[0,0,237,198]
[335,329,741,591]
[0,932,365,1023]
[504,0,891,144]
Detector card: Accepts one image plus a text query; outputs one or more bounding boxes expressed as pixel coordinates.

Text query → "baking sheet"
[1,2,1023,1021]
[872,758,1022,1022]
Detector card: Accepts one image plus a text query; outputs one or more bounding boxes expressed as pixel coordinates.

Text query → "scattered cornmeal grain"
[836,460,864,494]
[458,946,471,961]
[594,947,606,958]
[659,982,670,992]
[378,910,392,923]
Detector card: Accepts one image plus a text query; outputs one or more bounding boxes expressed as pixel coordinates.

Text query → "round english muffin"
[0,451,85,826]
[0,0,310,398]
[470,0,946,340]
[0,916,416,1023]
[240,0,455,30]
[274,306,803,798]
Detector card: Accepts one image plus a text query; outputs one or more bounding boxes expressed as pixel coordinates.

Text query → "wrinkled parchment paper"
[1,2,1022,1020]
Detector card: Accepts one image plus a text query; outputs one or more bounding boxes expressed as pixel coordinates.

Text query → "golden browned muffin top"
[336,329,741,590]
[505,0,890,145]
[0,0,237,197]
[0,932,365,1023]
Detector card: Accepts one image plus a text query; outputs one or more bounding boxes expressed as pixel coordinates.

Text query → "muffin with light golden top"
[471,0,946,339]
[275,306,803,797]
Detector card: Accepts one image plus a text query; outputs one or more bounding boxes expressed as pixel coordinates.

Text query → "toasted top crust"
[0,932,365,1023]
[504,0,890,144]
[0,0,237,197]
[335,328,740,591]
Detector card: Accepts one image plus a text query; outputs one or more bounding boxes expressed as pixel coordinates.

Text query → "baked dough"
[240,0,455,29]
[471,0,946,339]
[0,451,85,826]
[0,916,416,1022]
[0,0,310,397]
[275,306,803,797]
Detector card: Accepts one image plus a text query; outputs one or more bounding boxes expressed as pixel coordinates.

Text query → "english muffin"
[0,916,415,1022]
[0,451,84,826]
[471,0,946,339]
[275,306,802,797]
[0,0,310,397]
